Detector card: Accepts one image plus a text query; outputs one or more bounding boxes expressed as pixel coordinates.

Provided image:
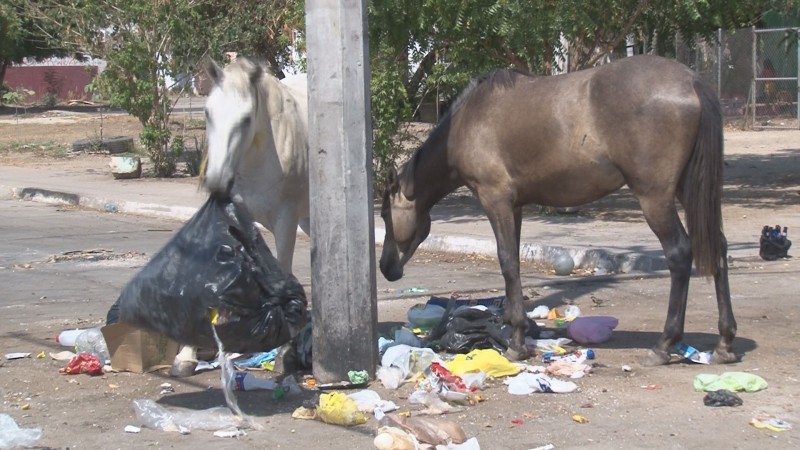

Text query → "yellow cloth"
[446,349,520,378]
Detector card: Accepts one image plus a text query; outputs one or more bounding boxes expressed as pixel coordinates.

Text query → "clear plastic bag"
[132,399,243,433]
[0,414,42,448]
[74,328,110,363]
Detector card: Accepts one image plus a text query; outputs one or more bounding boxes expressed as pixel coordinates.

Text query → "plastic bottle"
[231,371,278,391]
[56,328,92,347]
[542,349,595,364]
[74,328,110,363]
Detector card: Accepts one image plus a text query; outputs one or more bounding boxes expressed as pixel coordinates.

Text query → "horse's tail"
[685,79,724,277]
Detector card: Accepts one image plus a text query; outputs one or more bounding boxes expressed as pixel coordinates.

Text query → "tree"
[27,0,305,176]
[0,0,66,91]
[195,0,305,77]
[365,0,794,188]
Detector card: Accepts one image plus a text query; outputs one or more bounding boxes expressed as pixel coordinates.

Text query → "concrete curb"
[4,184,667,275]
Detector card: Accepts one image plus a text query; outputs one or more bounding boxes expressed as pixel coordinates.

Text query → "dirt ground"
[1,109,799,449]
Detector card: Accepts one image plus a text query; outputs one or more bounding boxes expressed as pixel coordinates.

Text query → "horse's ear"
[206,59,223,85]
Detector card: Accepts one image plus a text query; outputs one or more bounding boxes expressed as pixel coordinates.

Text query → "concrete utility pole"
[305,0,378,383]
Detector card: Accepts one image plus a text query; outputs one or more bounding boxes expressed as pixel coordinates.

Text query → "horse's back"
[448,56,705,207]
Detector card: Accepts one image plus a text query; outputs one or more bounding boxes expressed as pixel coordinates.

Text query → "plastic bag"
[114,196,308,353]
[446,349,520,378]
[316,392,367,426]
[565,316,618,344]
[381,345,437,377]
[693,372,768,393]
[759,235,791,261]
[703,389,743,407]
[133,399,243,433]
[0,414,42,448]
[429,298,540,354]
[59,353,104,376]
[74,328,110,363]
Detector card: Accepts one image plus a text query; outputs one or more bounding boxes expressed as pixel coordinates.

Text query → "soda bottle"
[231,372,278,391]
[56,328,92,347]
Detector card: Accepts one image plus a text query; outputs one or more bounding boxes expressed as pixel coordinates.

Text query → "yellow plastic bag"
[446,349,520,378]
[316,392,367,426]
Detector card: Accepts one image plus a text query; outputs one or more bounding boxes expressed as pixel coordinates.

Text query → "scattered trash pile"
[345,297,622,448]
[3,290,793,446]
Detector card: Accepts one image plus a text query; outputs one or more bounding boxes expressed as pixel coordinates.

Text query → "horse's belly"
[514,159,626,208]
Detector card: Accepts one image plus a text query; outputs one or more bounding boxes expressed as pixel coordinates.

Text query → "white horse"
[170,57,310,377]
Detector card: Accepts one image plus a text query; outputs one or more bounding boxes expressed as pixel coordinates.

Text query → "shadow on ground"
[414,148,800,225]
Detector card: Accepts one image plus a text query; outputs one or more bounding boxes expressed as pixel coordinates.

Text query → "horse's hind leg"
[638,197,692,366]
[711,233,737,363]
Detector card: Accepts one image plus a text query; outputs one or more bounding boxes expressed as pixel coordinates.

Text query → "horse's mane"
[444,68,531,120]
[221,58,275,94]
[401,68,531,194]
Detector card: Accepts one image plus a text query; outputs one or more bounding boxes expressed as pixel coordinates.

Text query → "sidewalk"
[0,160,759,275]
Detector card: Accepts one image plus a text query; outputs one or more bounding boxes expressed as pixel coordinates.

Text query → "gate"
[751,27,800,129]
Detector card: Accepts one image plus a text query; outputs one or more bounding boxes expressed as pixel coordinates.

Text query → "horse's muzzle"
[379,260,404,282]
[204,172,235,198]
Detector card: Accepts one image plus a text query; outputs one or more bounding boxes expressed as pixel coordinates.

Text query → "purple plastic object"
[566,316,619,344]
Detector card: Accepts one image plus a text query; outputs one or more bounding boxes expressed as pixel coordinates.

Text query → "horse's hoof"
[642,349,670,367]
[504,346,530,362]
[711,349,739,364]
[169,360,198,378]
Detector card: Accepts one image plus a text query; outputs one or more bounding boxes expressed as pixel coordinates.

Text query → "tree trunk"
[0,60,8,93]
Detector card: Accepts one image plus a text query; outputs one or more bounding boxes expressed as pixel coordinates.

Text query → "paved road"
[0,198,555,332]
[3,197,800,450]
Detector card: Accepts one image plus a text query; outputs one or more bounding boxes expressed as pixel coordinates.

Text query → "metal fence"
[673,27,799,129]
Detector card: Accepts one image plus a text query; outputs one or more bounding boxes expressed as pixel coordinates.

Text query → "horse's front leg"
[484,201,528,360]
[169,345,198,378]
[272,210,299,273]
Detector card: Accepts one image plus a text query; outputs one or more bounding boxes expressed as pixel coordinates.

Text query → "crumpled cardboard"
[101,322,179,373]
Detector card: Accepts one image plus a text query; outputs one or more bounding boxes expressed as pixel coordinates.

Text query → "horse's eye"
[241,117,252,128]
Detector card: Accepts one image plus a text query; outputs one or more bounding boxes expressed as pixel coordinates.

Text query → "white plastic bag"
[378,344,438,389]
[0,414,42,449]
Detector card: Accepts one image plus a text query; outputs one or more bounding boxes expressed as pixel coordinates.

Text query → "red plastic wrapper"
[59,353,104,376]
[430,362,468,392]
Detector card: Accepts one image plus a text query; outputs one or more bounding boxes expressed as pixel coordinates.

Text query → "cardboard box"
[101,322,180,373]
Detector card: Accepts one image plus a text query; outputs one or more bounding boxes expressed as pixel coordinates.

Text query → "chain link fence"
[673,27,799,129]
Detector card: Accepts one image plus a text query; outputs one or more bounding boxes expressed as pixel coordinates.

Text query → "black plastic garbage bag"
[114,195,308,353]
[759,235,791,261]
[703,389,743,407]
[428,298,539,354]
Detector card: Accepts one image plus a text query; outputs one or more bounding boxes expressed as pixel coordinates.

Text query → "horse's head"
[202,58,264,196]
[379,165,431,281]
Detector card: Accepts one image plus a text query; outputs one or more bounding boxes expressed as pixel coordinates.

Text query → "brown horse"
[379,55,737,365]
